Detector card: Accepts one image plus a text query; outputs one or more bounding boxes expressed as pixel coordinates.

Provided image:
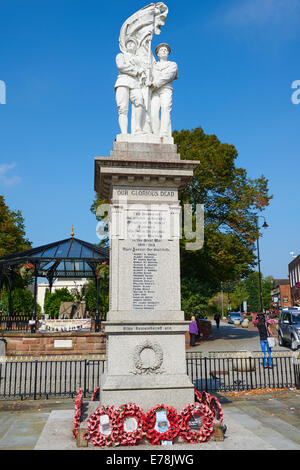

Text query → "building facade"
[288,255,300,306]
[271,279,292,309]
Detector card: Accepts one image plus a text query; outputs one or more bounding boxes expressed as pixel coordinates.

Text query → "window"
[283,296,289,303]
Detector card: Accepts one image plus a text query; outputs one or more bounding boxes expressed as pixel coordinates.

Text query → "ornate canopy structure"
[0,237,108,281]
[0,236,109,332]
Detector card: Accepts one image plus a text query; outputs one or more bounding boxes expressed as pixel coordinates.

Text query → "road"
[190,320,291,353]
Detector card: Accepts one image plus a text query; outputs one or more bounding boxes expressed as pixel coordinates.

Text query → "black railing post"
[84,359,88,398]
[249,356,253,389]
[33,360,38,400]
[204,357,208,392]
[95,276,100,332]
[31,264,39,334]
[294,360,300,389]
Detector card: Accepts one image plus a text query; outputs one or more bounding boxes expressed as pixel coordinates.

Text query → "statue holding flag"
[114,3,177,140]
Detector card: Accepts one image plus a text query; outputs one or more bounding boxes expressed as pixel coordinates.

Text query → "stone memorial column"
[94,140,199,410]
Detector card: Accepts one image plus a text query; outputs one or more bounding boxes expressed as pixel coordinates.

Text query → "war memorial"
[70,3,224,447]
[96,2,198,411]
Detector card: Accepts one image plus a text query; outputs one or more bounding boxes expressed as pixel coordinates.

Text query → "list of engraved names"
[123,209,171,310]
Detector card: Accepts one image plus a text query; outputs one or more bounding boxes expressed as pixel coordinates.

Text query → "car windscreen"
[230,313,241,316]
[292,314,300,324]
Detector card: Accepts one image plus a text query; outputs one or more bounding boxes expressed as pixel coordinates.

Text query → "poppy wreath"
[111,403,145,446]
[84,406,116,447]
[207,395,224,423]
[143,404,180,445]
[91,386,100,401]
[73,388,83,438]
[194,388,203,403]
[179,403,214,443]
[200,390,224,423]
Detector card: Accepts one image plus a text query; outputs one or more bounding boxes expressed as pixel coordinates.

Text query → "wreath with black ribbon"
[198,390,224,423]
[143,404,180,445]
[91,386,100,401]
[179,402,215,443]
[111,403,145,446]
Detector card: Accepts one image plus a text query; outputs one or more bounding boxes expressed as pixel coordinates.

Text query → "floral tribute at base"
[84,406,116,447]
[143,404,180,445]
[179,403,214,443]
[74,388,225,447]
[111,403,145,446]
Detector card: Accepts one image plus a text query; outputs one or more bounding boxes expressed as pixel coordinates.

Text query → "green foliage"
[209,272,273,314]
[181,278,214,319]
[174,128,272,292]
[243,272,273,312]
[90,127,272,314]
[0,195,31,257]
[85,276,109,320]
[0,287,40,315]
[44,288,74,319]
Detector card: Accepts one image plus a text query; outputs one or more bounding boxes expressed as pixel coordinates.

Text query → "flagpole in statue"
[94,3,199,412]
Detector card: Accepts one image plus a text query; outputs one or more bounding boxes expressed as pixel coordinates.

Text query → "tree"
[90,127,272,310]
[244,272,273,312]
[174,128,272,298]
[0,286,41,315]
[0,196,32,313]
[0,196,31,257]
[85,271,109,320]
[44,288,74,318]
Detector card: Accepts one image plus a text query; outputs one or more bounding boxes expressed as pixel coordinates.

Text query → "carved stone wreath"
[131,340,165,375]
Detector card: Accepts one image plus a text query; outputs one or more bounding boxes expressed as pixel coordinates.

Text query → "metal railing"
[0,316,32,332]
[0,355,105,400]
[186,351,300,393]
[0,351,299,400]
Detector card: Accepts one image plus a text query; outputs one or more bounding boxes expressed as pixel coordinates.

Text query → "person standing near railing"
[256,313,274,369]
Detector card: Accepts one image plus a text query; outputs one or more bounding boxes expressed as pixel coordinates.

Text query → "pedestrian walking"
[256,313,274,368]
[189,316,198,347]
[214,312,221,329]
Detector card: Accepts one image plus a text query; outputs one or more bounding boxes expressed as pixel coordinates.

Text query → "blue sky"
[1,0,300,279]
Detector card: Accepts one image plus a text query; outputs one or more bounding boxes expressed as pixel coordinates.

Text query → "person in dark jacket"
[256,313,274,368]
[214,312,221,329]
[189,316,198,347]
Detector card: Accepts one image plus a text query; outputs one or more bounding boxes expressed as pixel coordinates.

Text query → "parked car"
[227,312,243,324]
[278,310,300,351]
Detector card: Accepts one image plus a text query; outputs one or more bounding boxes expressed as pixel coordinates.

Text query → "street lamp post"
[256,216,269,313]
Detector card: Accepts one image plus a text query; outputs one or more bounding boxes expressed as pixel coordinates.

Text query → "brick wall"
[1,332,106,357]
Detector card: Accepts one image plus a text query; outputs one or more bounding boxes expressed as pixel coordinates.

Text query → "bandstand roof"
[0,237,109,279]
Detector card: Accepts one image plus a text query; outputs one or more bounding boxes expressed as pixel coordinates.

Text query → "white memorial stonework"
[94,4,200,411]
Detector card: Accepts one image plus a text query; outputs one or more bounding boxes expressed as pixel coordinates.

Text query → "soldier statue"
[114,38,146,135]
[150,43,178,138]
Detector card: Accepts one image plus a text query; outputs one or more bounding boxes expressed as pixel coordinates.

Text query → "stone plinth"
[94,141,199,411]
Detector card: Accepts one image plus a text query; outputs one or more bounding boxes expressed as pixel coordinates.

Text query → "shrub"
[44,288,74,318]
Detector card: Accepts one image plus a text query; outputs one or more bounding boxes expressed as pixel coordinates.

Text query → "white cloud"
[224,0,300,26]
[0,163,21,186]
